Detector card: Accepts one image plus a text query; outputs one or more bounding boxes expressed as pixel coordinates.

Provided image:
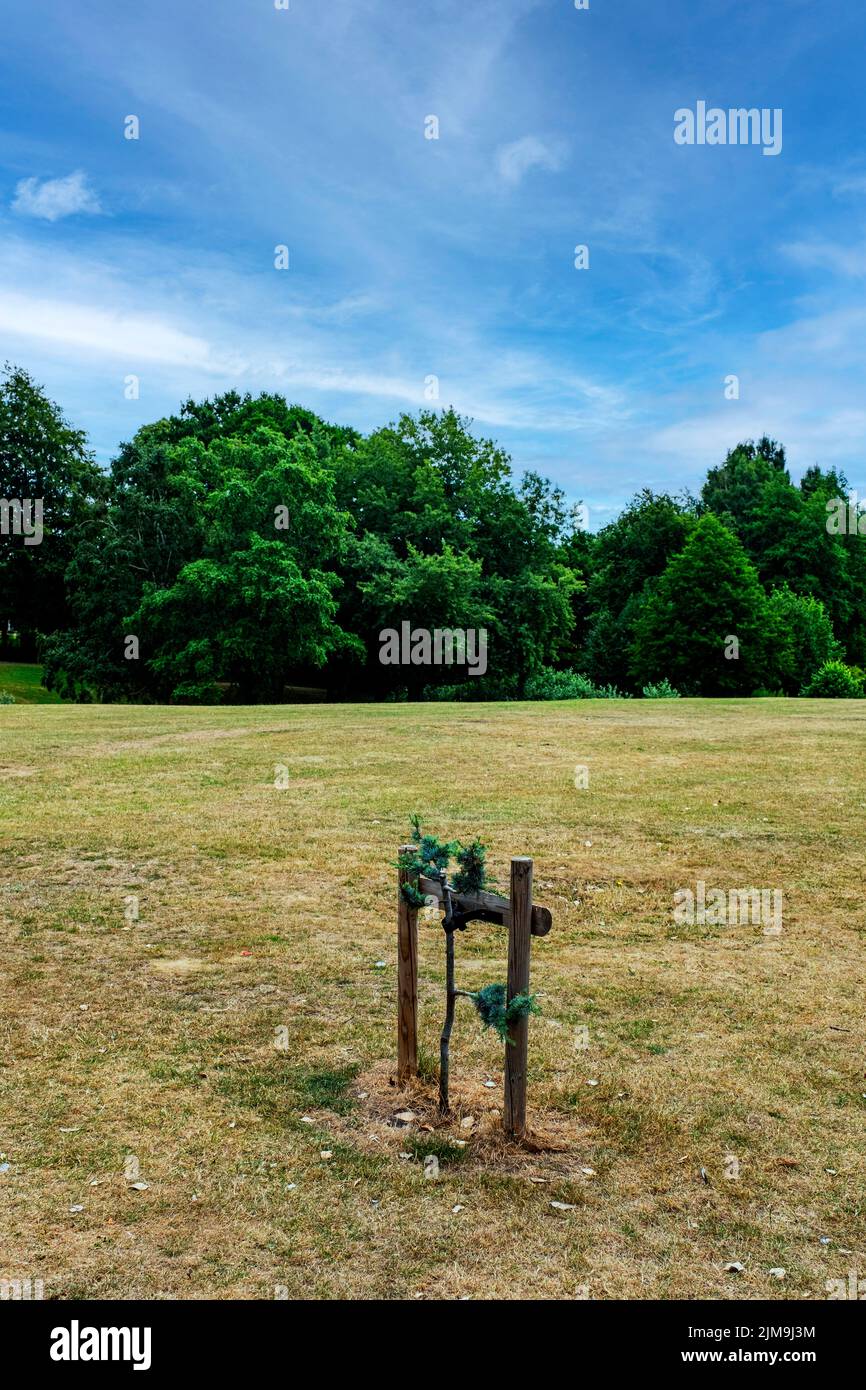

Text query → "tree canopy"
[2,366,864,701]
[0,365,105,658]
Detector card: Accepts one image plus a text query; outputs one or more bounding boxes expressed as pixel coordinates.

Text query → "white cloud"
[496,136,565,187]
[832,173,866,197]
[11,171,101,222]
[638,301,866,486]
[0,289,219,369]
[0,279,628,435]
[781,236,866,279]
[0,235,630,443]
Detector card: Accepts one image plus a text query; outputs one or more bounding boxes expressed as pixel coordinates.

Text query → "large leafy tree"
[704,453,866,664]
[130,431,360,702]
[134,536,355,703]
[0,365,105,657]
[357,543,493,697]
[630,514,771,695]
[27,374,866,704]
[581,490,695,688]
[701,436,788,540]
[796,466,866,666]
[43,415,360,701]
[327,408,582,695]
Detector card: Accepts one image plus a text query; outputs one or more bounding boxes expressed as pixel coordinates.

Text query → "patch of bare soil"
[343,1060,594,1181]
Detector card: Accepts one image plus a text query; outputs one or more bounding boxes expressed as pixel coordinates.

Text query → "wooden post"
[504,856,533,1138]
[397,844,419,1084]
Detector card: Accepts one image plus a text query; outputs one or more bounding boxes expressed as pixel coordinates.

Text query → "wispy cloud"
[496,136,566,187]
[11,170,101,222]
[0,234,630,442]
[780,237,866,279]
[2,0,866,509]
[831,171,866,198]
[638,301,866,488]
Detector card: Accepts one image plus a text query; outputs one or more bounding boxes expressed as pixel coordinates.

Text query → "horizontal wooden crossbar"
[418,874,552,938]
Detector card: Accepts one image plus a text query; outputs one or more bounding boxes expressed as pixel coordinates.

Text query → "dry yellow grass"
[1,698,864,1300]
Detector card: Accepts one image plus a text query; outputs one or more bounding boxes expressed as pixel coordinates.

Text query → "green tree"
[630,514,771,695]
[765,586,841,694]
[582,490,694,688]
[701,436,787,540]
[702,446,866,667]
[328,408,581,696]
[0,365,105,657]
[134,537,356,703]
[132,430,360,702]
[44,418,359,701]
[358,543,493,697]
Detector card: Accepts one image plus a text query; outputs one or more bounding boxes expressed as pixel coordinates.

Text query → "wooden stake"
[397,844,419,1084]
[504,856,533,1138]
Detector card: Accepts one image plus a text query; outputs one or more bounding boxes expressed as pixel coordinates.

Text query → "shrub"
[523,666,632,700]
[641,679,681,699]
[421,675,519,702]
[800,660,865,698]
[524,667,596,699]
[593,682,633,699]
[0,689,15,704]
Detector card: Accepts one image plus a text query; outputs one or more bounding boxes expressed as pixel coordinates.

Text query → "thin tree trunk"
[439,926,455,1114]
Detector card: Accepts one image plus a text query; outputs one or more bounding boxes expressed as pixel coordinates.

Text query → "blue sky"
[1,0,865,523]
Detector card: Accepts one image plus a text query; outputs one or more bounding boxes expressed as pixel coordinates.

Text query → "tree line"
[1,364,864,702]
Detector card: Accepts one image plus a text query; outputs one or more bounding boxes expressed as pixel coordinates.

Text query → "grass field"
[1,698,864,1301]
[0,662,62,704]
